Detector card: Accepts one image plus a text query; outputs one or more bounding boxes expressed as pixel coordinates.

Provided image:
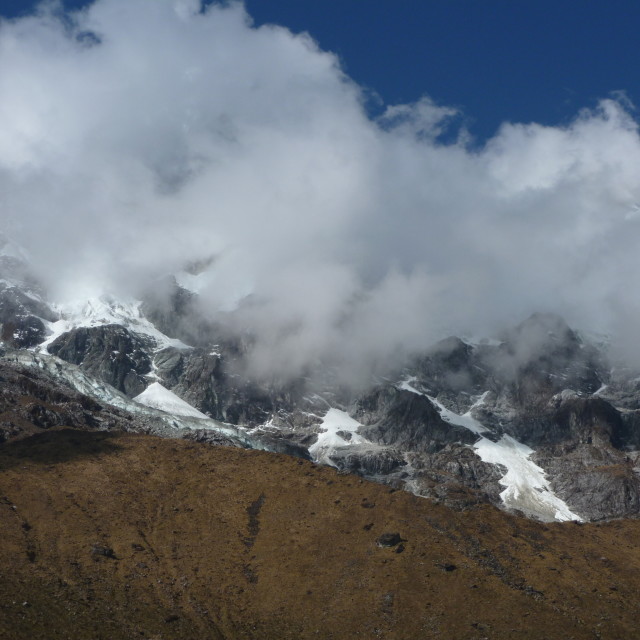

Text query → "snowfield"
[134,382,209,419]
[40,296,191,353]
[473,435,581,522]
[308,408,368,466]
[398,378,582,522]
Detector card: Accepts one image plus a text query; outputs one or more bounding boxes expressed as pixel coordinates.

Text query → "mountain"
[6,234,640,637]
[2,235,640,523]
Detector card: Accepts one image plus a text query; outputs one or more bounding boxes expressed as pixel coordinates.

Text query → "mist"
[2,0,640,378]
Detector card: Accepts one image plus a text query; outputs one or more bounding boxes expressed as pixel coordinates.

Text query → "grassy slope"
[0,428,639,639]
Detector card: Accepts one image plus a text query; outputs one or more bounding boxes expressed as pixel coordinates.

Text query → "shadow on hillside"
[0,428,123,470]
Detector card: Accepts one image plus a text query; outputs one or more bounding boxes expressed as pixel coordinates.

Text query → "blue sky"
[1,0,640,141]
[246,0,640,141]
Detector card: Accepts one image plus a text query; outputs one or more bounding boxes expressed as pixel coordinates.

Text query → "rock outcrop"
[48,325,152,397]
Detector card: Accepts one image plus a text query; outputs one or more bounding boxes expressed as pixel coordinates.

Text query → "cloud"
[2,0,640,379]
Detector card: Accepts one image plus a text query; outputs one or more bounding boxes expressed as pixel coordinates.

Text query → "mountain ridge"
[2,242,640,522]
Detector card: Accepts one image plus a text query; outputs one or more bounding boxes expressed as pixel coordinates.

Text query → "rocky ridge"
[2,237,640,522]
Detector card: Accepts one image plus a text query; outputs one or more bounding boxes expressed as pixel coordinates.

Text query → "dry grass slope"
[1,428,640,639]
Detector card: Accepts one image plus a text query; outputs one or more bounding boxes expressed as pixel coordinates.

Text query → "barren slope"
[0,429,640,639]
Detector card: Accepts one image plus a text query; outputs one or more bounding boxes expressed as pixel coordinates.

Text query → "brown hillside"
[1,428,640,639]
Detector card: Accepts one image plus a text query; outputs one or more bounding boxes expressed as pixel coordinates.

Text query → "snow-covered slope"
[3,349,252,444]
[134,382,209,419]
[398,377,582,522]
[309,408,368,465]
[474,435,581,522]
[40,296,191,353]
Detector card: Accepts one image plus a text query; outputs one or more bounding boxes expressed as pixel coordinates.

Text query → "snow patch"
[397,376,422,395]
[398,377,488,436]
[2,350,262,452]
[428,394,488,436]
[134,382,209,419]
[397,377,581,521]
[309,408,367,466]
[39,296,191,352]
[474,435,582,522]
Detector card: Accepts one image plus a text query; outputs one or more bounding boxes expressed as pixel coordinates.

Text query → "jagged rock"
[355,386,477,453]
[0,246,57,349]
[6,243,640,524]
[153,347,187,388]
[156,346,310,428]
[376,532,405,548]
[1,315,46,349]
[0,283,57,348]
[180,429,249,449]
[406,444,504,509]
[552,396,626,447]
[47,325,152,397]
[497,313,605,399]
[164,349,224,416]
[468,314,606,435]
[250,432,312,460]
[535,443,640,520]
[91,544,117,559]
[0,356,148,441]
[618,411,640,450]
[599,373,640,411]
[328,447,406,475]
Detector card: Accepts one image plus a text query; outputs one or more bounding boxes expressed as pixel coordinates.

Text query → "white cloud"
[2,0,640,378]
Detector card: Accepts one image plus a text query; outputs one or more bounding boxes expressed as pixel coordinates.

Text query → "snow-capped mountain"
[2,237,640,523]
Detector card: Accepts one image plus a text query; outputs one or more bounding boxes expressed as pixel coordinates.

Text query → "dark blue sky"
[2,0,639,141]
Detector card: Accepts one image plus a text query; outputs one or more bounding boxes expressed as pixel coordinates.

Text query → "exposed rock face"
[154,346,305,425]
[618,410,640,450]
[47,325,152,397]
[534,443,640,521]
[0,247,58,349]
[24,305,640,521]
[412,336,489,411]
[355,387,477,453]
[0,355,138,443]
[328,447,407,476]
[0,347,299,455]
[499,313,603,388]
[0,282,57,349]
[405,444,505,510]
[551,396,626,447]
